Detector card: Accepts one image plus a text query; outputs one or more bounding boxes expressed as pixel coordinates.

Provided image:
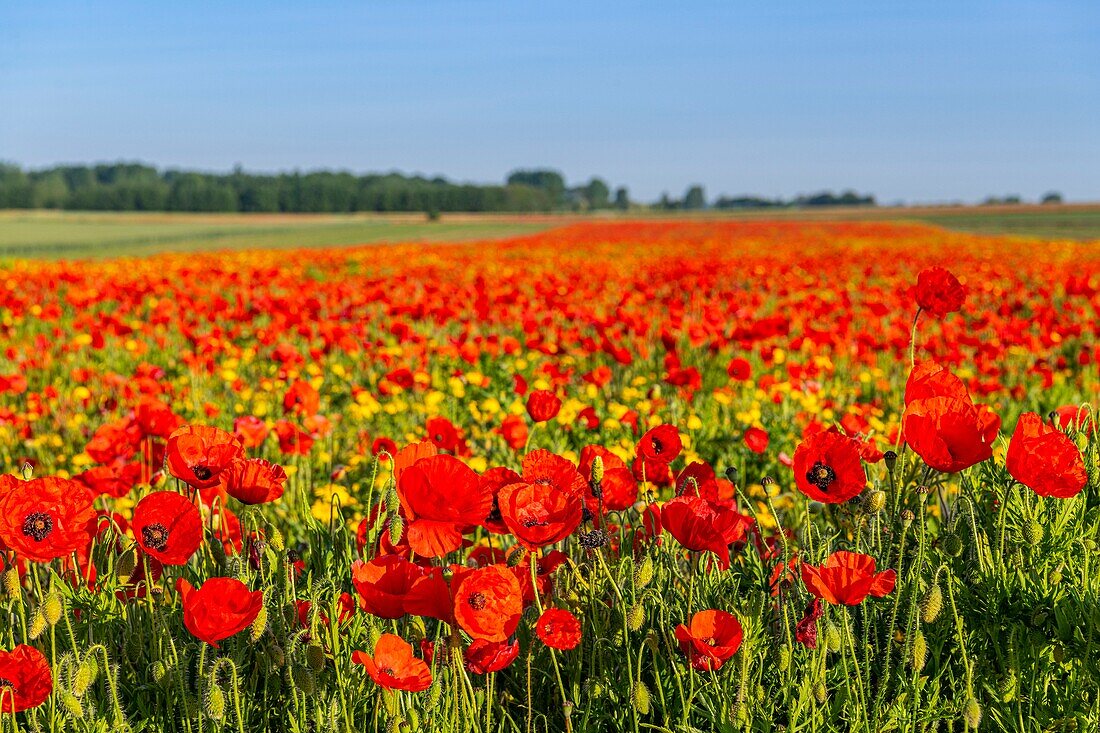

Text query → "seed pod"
[910,630,927,671]
[205,684,226,721]
[73,656,99,696]
[251,605,268,642]
[633,555,654,589]
[963,698,982,729]
[884,451,898,472]
[2,567,20,600]
[1023,520,1043,546]
[920,583,943,623]
[863,490,886,514]
[388,514,404,546]
[900,509,915,526]
[591,455,604,484]
[940,532,963,557]
[778,646,791,672]
[507,545,528,567]
[814,683,827,703]
[290,665,315,695]
[631,680,651,715]
[626,603,645,632]
[44,592,63,626]
[29,608,47,640]
[59,690,84,719]
[306,643,325,671]
[825,622,842,653]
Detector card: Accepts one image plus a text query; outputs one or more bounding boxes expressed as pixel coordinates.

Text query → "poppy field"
[0,219,1098,732]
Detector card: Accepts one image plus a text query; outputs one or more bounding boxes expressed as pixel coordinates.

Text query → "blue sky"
[1,1,1097,203]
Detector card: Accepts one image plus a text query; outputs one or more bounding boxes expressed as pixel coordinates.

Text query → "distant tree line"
[0,163,629,214]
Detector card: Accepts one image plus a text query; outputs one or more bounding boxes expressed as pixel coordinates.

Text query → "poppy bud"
[626,603,646,632]
[44,591,63,627]
[920,583,943,624]
[1049,569,1063,585]
[29,607,47,640]
[824,622,841,653]
[883,451,898,472]
[73,656,99,696]
[507,546,528,567]
[2,567,20,600]
[633,555,655,589]
[60,690,84,720]
[999,669,1017,702]
[963,698,982,728]
[306,643,325,671]
[291,665,315,695]
[269,644,286,668]
[250,605,268,642]
[210,537,227,568]
[116,550,137,581]
[152,660,170,686]
[940,532,963,557]
[863,490,886,514]
[631,680,651,715]
[778,646,791,672]
[388,514,404,546]
[591,456,605,484]
[814,683,827,703]
[267,525,286,552]
[127,631,144,664]
[910,630,927,671]
[204,683,226,721]
[1022,521,1043,546]
[725,466,738,483]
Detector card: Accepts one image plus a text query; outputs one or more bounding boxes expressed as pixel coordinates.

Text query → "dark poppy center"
[467,591,488,610]
[705,637,717,646]
[534,477,553,486]
[22,512,53,541]
[0,677,13,690]
[192,465,213,481]
[807,462,837,491]
[142,523,170,551]
[651,438,664,455]
[379,666,394,676]
[522,518,549,528]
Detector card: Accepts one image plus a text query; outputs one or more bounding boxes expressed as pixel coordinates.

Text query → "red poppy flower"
[177,577,263,648]
[232,416,269,449]
[425,416,460,452]
[1006,412,1087,498]
[497,480,583,550]
[352,634,432,692]
[273,420,313,456]
[637,424,682,464]
[915,266,966,317]
[902,396,1000,473]
[801,550,896,605]
[727,357,752,382]
[282,380,320,416]
[744,427,769,454]
[351,555,423,619]
[905,362,969,404]
[0,644,52,713]
[76,461,142,498]
[465,639,520,674]
[221,458,287,505]
[536,608,582,650]
[579,445,638,512]
[134,398,182,439]
[795,598,824,649]
[1053,405,1093,433]
[674,609,743,671]
[497,414,528,451]
[792,430,867,504]
[0,476,96,563]
[132,491,203,566]
[660,495,753,569]
[452,564,523,642]
[479,466,522,534]
[397,455,490,557]
[526,390,562,423]
[166,425,244,489]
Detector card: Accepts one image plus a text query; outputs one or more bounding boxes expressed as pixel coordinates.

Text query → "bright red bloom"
[792,430,867,504]
[232,416,269,449]
[579,445,638,512]
[282,380,320,416]
[526,390,562,423]
[76,461,142,498]
[744,427,769,454]
[221,458,287,505]
[273,420,313,455]
[726,357,752,382]
[0,645,52,713]
[478,466,522,534]
[498,480,582,550]
[0,476,96,563]
[177,577,264,648]
[134,398,182,439]
[465,639,520,674]
[166,425,244,489]
[425,416,460,452]
[397,455,490,557]
[351,555,423,619]
[915,266,966,317]
[637,424,682,463]
[905,362,969,404]
[536,608,582,650]
[801,550,896,605]
[1053,405,1093,433]
[352,634,432,692]
[497,414,528,451]
[903,396,1000,473]
[674,610,743,671]
[660,495,753,569]
[132,491,203,566]
[1006,412,1087,498]
[452,564,523,642]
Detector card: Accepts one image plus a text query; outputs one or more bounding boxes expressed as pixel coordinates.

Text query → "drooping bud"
[813,683,827,703]
[204,683,226,721]
[507,546,528,567]
[626,603,646,632]
[633,555,654,589]
[44,591,63,626]
[250,605,268,642]
[115,550,137,582]
[2,567,20,600]
[631,680,651,715]
[151,660,170,686]
[910,630,927,671]
[824,622,841,653]
[29,608,47,640]
[388,514,404,546]
[920,583,943,624]
[1022,520,1043,546]
[291,665,316,695]
[73,655,99,696]
[940,532,963,557]
[863,490,886,514]
[306,643,325,671]
[999,669,1017,702]
[59,690,84,720]
[963,698,982,728]
[778,646,791,672]
[267,525,286,552]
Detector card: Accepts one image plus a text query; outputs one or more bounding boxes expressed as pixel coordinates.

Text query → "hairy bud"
[910,630,927,671]
[920,583,943,624]
[44,592,63,627]
[250,605,268,642]
[633,555,654,589]
[626,603,646,632]
[963,698,982,729]
[631,680,651,715]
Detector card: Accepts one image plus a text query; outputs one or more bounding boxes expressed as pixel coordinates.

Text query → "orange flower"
[221,458,287,505]
[801,550,896,605]
[0,644,52,713]
[0,476,96,563]
[352,634,432,692]
[675,610,743,671]
[536,608,582,650]
[452,564,522,642]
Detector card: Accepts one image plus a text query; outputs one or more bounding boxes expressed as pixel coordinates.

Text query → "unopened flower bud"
[863,490,886,514]
[388,514,404,546]
[626,603,645,632]
[910,630,927,671]
[631,680,651,715]
[940,532,963,557]
[633,555,654,589]
[250,605,268,642]
[1023,520,1043,546]
[963,698,982,728]
[920,583,943,624]
[44,591,63,626]
[204,684,226,721]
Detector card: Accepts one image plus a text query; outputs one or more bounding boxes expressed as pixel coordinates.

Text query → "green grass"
[903,208,1100,240]
[0,211,551,259]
